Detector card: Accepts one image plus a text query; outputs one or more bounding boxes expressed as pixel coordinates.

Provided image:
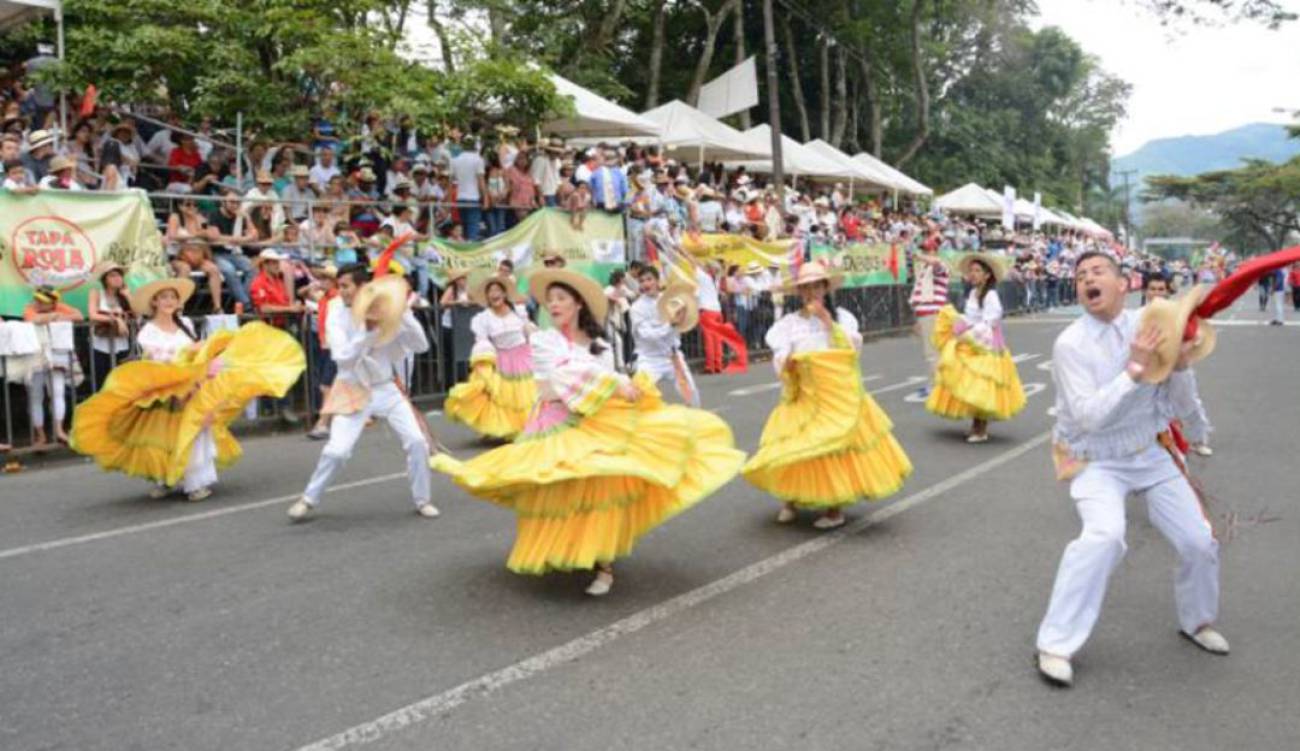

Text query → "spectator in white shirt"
[450,136,488,241]
[308,146,341,192]
[38,155,85,191]
[279,165,318,223]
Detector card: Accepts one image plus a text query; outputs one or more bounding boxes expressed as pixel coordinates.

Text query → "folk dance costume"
[630,283,700,407]
[432,268,744,593]
[695,267,748,374]
[72,279,304,501]
[743,262,912,528]
[292,275,438,520]
[925,254,1026,439]
[443,274,537,440]
[1037,291,1223,687]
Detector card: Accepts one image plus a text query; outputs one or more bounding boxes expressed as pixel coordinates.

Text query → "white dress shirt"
[765,308,861,372]
[327,297,429,387]
[695,268,722,313]
[468,308,529,358]
[630,293,679,361]
[1051,308,1199,461]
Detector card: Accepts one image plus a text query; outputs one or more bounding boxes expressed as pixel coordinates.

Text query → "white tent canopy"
[0,0,58,31]
[935,183,1003,216]
[803,139,893,191]
[639,100,769,163]
[849,152,933,196]
[542,73,662,139]
[725,124,857,180]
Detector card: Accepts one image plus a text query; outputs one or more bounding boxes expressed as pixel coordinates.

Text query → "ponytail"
[172,310,199,341]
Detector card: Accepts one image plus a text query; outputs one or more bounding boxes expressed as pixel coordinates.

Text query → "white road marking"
[1022,382,1048,398]
[728,373,882,397]
[871,376,928,396]
[1010,353,1041,363]
[293,430,1053,751]
[1037,359,1053,371]
[0,472,406,562]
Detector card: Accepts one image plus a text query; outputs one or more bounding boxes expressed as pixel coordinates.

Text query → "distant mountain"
[1112,122,1300,193]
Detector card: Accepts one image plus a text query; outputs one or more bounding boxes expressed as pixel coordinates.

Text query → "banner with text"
[0,189,168,317]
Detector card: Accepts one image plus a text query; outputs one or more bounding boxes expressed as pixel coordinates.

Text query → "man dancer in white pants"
[289,265,438,521]
[630,266,699,406]
[1036,250,1226,688]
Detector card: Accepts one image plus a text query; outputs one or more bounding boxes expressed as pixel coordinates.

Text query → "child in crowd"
[567,178,590,230]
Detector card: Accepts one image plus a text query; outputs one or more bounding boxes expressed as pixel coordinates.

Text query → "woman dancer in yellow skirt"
[744,261,913,530]
[432,268,745,596]
[71,278,304,501]
[925,253,1026,442]
[443,273,537,440]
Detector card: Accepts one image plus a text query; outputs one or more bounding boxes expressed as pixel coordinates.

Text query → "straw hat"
[48,154,75,173]
[255,169,273,185]
[538,249,566,266]
[445,267,472,284]
[527,268,608,323]
[543,137,566,152]
[656,282,700,333]
[782,260,843,293]
[93,260,126,282]
[26,129,55,150]
[742,261,764,275]
[351,274,411,345]
[469,272,524,306]
[956,252,1011,284]
[290,165,310,178]
[1137,285,1217,384]
[130,277,196,316]
[674,184,695,201]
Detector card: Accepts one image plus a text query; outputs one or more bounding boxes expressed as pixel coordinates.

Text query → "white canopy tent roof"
[724,124,858,180]
[934,183,1003,216]
[542,73,662,139]
[802,139,893,191]
[639,100,769,162]
[0,0,58,31]
[1013,197,1038,221]
[849,151,933,196]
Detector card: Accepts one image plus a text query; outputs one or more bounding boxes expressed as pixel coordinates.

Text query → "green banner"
[809,243,905,287]
[428,208,626,287]
[0,189,168,316]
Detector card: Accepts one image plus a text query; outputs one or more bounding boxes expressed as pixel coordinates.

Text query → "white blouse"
[961,289,1004,347]
[138,319,198,362]
[469,308,530,358]
[765,308,862,372]
[531,329,622,407]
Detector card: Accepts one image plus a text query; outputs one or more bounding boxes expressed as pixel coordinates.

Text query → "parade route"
[2,303,1297,751]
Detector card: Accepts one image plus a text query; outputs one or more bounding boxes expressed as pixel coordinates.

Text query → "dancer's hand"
[1128,325,1163,373]
[617,383,641,402]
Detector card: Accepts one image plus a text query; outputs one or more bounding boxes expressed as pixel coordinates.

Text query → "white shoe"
[148,485,171,500]
[1037,652,1074,687]
[1191,443,1213,457]
[416,503,441,518]
[813,513,846,530]
[585,571,614,597]
[775,505,797,524]
[186,487,212,502]
[287,498,314,522]
[1182,626,1230,655]
[966,433,990,444]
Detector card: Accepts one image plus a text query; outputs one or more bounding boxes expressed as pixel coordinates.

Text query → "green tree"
[1145,157,1300,252]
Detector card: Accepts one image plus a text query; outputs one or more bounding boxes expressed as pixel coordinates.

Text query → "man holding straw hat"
[1035,250,1225,689]
[630,266,700,406]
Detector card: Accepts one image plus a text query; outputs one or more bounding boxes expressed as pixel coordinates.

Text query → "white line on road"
[870,376,928,395]
[728,373,882,397]
[1010,353,1041,363]
[0,473,406,562]
[293,430,1052,751]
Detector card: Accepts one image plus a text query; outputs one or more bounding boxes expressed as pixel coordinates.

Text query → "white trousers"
[916,314,938,374]
[27,369,67,430]
[1037,445,1220,657]
[637,355,699,407]
[302,382,430,507]
[1182,372,1213,445]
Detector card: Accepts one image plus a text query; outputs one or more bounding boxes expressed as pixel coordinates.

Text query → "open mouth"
[1085,288,1101,302]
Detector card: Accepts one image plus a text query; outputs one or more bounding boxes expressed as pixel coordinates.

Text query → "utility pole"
[762,0,784,191]
[1115,168,1137,248]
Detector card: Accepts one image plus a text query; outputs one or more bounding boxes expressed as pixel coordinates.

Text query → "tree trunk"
[782,15,811,142]
[487,6,508,45]
[846,76,859,153]
[426,0,457,73]
[856,55,882,157]
[686,0,741,107]
[829,46,848,147]
[646,0,668,109]
[733,0,751,129]
[818,36,831,140]
[893,0,930,168]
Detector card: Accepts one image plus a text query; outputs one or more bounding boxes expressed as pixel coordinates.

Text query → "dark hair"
[1143,272,1172,291]
[338,263,371,287]
[171,310,199,341]
[609,269,625,285]
[498,258,514,271]
[548,281,607,356]
[101,270,132,313]
[1075,250,1120,275]
[970,259,996,305]
[635,265,659,281]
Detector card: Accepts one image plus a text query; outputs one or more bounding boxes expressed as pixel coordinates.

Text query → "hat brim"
[1138,285,1212,384]
[782,270,844,294]
[130,278,196,316]
[351,274,411,345]
[468,272,525,306]
[656,284,700,333]
[527,268,608,323]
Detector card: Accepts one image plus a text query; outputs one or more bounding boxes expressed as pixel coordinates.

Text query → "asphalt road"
[1,298,1296,751]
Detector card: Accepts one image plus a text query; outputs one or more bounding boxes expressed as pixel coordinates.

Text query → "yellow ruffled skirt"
[925,306,1026,421]
[71,322,305,487]
[443,349,538,440]
[743,348,912,508]
[431,373,745,574]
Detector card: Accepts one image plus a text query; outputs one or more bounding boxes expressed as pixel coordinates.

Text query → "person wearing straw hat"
[290,270,439,521]
[37,155,85,191]
[16,287,84,447]
[443,273,538,440]
[1143,274,1214,457]
[743,260,913,530]
[432,266,744,596]
[924,252,1026,442]
[87,261,134,382]
[1034,250,1225,689]
[630,266,700,407]
[72,278,304,502]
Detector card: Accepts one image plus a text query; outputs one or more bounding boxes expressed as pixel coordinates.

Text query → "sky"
[1032,0,1300,156]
